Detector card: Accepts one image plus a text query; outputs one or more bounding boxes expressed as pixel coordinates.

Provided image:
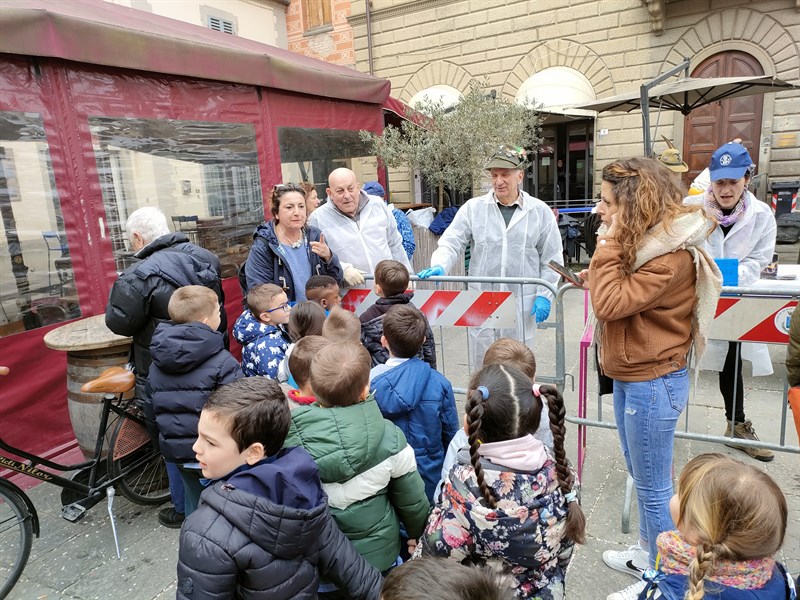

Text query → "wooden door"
[683,51,764,183]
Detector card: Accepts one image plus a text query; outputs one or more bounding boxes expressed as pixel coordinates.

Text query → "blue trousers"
[165,461,185,516]
[613,367,689,566]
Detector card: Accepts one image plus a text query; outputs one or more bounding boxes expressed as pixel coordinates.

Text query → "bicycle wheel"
[0,482,33,598]
[106,412,170,505]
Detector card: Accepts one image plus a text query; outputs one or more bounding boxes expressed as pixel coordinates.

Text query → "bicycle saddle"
[81,367,135,394]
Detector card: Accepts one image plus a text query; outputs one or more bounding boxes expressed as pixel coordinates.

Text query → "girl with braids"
[632,453,795,600]
[416,363,585,599]
[242,183,343,301]
[580,157,722,599]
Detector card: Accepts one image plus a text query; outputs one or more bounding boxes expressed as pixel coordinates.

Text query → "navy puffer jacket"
[146,322,241,463]
[177,447,382,600]
[360,293,437,369]
[105,233,226,395]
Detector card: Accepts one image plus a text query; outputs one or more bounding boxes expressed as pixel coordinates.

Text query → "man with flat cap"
[418,145,563,366]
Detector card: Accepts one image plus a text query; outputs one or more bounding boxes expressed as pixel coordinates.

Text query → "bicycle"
[0,365,170,597]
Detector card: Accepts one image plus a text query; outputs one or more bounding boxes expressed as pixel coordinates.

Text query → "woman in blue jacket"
[243,183,343,301]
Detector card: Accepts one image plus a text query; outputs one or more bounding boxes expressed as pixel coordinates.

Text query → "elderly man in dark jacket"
[105,207,226,397]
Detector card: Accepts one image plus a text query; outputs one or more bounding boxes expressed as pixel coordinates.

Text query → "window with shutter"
[302,0,332,30]
[207,15,235,35]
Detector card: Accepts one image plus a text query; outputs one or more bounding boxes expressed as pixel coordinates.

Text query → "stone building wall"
[349,0,800,199]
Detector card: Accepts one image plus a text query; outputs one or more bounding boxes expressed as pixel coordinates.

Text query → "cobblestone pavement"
[8,283,799,599]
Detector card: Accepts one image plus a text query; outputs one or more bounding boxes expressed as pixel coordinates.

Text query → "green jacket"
[787,307,800,387]
[284,397,430,571]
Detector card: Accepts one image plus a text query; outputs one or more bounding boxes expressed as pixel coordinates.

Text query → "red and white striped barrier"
[341,289,517,328]
[710,297,797,344]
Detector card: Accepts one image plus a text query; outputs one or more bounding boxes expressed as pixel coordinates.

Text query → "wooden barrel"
[65,345,133,459]
[44,315,133,460]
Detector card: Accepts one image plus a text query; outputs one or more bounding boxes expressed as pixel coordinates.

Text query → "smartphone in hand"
[547,260,584,286]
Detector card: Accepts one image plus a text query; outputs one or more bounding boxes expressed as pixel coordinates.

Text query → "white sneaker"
[602,543,649,578]
[607,580,655,600]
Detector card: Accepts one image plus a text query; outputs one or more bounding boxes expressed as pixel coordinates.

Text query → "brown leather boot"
[724,420,774,462]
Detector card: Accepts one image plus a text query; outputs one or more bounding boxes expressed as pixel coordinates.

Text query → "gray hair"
[125,207,170,246]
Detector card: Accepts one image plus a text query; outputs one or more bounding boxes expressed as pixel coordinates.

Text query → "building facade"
[287,0,356,66]
[348,0,800,204]
[104,0,291,47]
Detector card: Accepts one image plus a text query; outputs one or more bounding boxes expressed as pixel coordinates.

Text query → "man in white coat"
[418,145,563,367]
[308,168,411,287]
[690,142,776,461]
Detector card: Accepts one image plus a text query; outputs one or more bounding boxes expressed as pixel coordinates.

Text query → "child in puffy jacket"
[177,377,382,600]
[416,363,585,600]
[612,453,796,600]
[233,283,291,378]
[147,286,241,521]
[360,260,436,369]
[284,341,430,598]
[370,305,459,501]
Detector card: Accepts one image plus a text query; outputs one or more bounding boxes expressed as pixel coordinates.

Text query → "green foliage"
[361,79,541,193]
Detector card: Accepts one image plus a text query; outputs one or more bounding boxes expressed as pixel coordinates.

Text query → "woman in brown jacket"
[582,158,721,600]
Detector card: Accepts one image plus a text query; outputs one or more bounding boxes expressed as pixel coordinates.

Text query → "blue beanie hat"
[362,181,385,198]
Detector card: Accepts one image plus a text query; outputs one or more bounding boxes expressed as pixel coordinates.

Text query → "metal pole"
[365,0,374,76]
[640,58,691,156]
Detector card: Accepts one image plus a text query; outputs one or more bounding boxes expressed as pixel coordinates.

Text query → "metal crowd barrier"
[351,274,564,394]
[563,283,799,533]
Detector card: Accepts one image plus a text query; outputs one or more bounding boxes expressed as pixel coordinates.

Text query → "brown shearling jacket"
[589,238,697,382]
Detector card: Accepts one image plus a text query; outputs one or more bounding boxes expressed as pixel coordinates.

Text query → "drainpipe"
[365,0,374,75]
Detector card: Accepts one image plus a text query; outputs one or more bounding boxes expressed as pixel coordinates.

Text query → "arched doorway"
[683,51,764,183]
[516,67,596,205]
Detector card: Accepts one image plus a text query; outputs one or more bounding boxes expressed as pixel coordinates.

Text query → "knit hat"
[658,148,688,173]
[709,143,753,182]
[362,181,385,198]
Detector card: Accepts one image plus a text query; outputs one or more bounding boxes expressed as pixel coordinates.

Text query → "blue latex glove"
[417,265,445,279]
[532,296,551,323]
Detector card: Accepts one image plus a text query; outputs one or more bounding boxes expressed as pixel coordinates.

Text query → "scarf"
[704,188,748,228]
[656,530,775,590]
[595,211,722,364]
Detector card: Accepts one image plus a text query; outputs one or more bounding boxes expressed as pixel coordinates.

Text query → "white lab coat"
[430,190,563,366]
[688,192,777,375]
[308,191,411,284]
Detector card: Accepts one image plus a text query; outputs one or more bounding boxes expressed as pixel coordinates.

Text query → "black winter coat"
[146,322,241,463]
[360,293,437,369]
[105,233,226,395]
[242,221,343,300]
[177,447,382,600]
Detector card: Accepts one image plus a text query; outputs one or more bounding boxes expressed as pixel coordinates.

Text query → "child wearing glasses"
[233,283,292,378]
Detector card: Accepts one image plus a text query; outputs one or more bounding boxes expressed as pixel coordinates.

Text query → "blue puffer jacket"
[177,447,382,600]
[648,564,795,600]
[232,309,291,378]
[243,221,343,300]
[370,358,459,501]
[146,322,242,463]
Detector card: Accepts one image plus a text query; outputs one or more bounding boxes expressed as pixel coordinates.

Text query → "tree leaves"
[361,79,541,193]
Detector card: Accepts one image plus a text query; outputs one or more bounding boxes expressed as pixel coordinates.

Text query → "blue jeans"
[613,368,688,566]
[165,461,185,515]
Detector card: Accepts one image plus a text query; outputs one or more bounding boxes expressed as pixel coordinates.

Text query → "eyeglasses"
[265,302,291,314]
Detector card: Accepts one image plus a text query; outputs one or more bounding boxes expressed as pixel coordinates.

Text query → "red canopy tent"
[0,0,394,469]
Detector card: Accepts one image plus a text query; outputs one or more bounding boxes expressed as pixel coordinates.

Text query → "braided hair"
[466,365,586,544]
[676,453,787,600]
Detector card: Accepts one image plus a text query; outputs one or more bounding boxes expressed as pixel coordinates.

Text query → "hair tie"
[476,386,489,400]
[531,384,541,397]
[564,491,578,504]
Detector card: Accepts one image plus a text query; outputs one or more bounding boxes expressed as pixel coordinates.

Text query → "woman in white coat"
[418,146,563,367]
[695,142,777,461]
